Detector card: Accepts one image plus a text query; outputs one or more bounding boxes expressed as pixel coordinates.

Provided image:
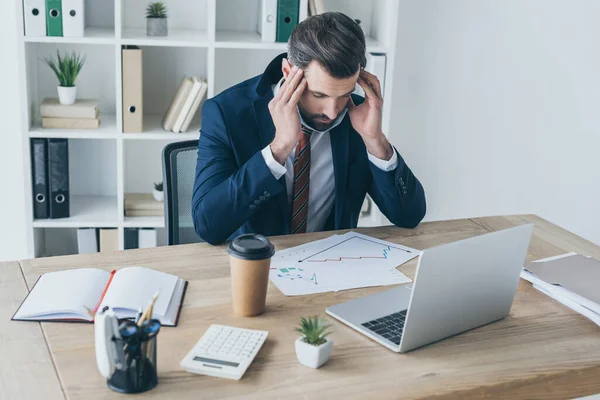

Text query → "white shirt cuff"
[368,146,398,171]
[261,145,287,179]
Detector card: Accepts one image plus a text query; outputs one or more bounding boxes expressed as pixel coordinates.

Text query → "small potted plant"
[146,1,168,37]
[294,315,333,369]
[43,50,85,105]
[153,181,163,202]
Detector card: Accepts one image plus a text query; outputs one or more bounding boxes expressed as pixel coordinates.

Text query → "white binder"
[354,53,387,98]
[23,0,47,37]
[257,0,277,42]
[299,0,309,22]
[62,0,85,37]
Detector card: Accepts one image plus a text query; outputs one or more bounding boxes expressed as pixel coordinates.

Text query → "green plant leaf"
[42,50,85,87]
[146,1,167,18]
[295,315,332,346]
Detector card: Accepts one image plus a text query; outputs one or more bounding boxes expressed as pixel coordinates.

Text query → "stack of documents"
[269,232,421,296]
[521,252,600,326]
[40,98,100,129]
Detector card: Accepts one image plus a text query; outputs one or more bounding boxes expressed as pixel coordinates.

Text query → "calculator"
[180,325,268,380]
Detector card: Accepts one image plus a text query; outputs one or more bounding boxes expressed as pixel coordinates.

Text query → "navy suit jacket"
[192,53,426,245]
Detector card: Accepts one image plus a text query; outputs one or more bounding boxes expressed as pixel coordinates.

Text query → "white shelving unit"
[15,0,400,258]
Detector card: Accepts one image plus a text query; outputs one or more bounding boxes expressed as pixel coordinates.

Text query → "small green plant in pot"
[43,50,85,105]
[146,1,168,37]
[294,315,333,369]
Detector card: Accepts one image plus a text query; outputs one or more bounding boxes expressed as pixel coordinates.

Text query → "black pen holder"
[107,331,158,394]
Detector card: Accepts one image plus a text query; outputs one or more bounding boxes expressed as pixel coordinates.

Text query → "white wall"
[0,0,30,261]
[391,0,600,245]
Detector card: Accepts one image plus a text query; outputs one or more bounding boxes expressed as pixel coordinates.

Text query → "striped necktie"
[290,127,313,234]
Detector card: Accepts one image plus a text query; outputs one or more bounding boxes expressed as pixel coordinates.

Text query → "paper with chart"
[269,232,421,296]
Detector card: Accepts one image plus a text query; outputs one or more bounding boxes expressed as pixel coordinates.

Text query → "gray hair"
[287,12,367,79]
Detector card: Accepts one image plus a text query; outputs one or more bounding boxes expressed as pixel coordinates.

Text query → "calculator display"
[193,356,239,368]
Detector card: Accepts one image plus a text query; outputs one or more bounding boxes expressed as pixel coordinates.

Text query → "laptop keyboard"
[361,310,407,345]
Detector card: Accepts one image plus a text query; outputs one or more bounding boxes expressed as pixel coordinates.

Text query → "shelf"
[23,28,116,45]
[123,216,165,228]
[121,115,200,140]
[29,114,118,139]
[121,29,209,47]
[215,31,288,50]
[33,195,118,228]
[365,37,386,53]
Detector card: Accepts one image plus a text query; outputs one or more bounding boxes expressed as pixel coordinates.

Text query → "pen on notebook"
[137,291,160,327]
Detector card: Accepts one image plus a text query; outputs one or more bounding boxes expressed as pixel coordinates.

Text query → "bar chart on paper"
[269,232,420,296]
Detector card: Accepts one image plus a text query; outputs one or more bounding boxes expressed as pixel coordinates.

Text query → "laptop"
[325,224,534,353]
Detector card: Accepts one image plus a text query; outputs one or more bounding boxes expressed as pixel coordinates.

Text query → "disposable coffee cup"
[228,234,276,317]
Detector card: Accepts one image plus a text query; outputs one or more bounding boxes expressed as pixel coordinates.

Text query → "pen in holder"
[107,319,161,394]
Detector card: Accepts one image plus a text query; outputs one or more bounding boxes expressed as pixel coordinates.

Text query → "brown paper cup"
[229,256,271,317]
[227,234,275,317]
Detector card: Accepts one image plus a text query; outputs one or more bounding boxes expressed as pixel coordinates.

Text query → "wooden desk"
[4,215,600,399]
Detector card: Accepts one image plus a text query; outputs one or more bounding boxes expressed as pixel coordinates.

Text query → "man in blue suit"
[192,12,426,245]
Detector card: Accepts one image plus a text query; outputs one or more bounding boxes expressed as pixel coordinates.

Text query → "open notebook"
[12,267,188,326]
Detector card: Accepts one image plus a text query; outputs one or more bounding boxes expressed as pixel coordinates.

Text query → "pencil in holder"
[107,319,160,394]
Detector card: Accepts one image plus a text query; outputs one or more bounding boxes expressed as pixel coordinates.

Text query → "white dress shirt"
[261,78,398,232]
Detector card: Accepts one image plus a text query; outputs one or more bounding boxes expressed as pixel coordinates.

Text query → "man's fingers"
[280,67,303,103]
[289,77,307,105]
[360,71,383,101]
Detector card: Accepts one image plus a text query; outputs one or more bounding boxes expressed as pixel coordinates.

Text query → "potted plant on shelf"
[153,181,164,202]
[146,1,168,37]
[43,50,85,105]
[294,315,333,369]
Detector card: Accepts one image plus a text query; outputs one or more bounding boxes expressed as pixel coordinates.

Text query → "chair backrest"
[162,140,203,245]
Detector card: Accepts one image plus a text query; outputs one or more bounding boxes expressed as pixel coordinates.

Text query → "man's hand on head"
[348,69,393,161]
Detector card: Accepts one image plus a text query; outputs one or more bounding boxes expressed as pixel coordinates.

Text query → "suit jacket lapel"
[329,117,350,229]
[253,96,291,234]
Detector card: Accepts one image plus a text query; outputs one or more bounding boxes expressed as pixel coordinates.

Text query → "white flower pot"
[152,188,164,202]
[295,337,333,369]
[58,86,76,105]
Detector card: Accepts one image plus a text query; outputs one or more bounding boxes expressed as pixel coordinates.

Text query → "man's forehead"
[304,61,359,94]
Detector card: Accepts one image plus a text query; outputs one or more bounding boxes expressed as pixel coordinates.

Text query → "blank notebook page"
[16,268,110,318]
[99,266,178,317]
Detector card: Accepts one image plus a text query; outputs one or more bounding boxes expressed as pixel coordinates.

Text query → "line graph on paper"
[274,267,318,285]
[298,236,414,264]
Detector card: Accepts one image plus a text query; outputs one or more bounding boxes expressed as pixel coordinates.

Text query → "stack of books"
[124,193,164,218]
[161,76,208,133]
[40,98,100,129]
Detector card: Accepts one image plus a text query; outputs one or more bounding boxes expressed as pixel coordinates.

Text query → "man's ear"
[281,58,293,79]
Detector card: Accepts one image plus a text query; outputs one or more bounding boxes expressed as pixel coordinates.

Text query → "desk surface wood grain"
[6,215,600,399]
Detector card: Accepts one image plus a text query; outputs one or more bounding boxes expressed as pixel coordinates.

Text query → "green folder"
[276,0,299,43]
[46,0,63,37]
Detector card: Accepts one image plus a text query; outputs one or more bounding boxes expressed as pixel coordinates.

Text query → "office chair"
[162,140,204,245]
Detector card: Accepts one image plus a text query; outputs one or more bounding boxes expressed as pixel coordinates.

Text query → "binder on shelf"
[47,138,69,219]
[99,228,119,252]
[276,0,299,43]
[122,46,143,133]
[24,0,47,37]
[30,138,49,219]
[138,228,157,249]
[45,0,63,37]
[124,228,139,250]
[61,0,84,37]
[298,0,309,22]
[257,0,277,42]
[77,228,98,254]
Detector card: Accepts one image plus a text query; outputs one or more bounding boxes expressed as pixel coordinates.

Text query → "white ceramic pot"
[58,86,76,105]
[152,188,164,202]
[295,337,333,369]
